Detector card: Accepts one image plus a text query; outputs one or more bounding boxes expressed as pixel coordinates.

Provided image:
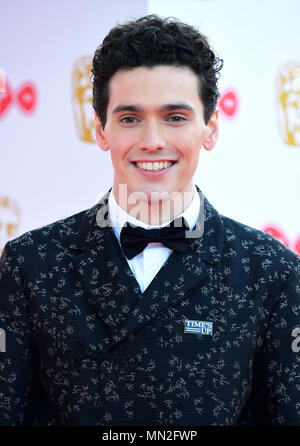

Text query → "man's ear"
[203,109,219,151]
[94,112,109,151]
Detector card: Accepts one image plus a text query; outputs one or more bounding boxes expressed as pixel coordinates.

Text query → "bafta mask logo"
[277,62,300,147]
[0,197,20,254]
[72,55,96,143]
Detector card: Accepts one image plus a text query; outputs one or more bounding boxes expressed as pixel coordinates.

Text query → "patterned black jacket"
[0,188,299,426]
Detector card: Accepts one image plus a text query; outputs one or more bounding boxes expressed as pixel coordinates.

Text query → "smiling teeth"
[136,161,173,171]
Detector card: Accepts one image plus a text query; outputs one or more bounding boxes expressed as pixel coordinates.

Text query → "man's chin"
[131,187,176,204]
[114,181,193,204]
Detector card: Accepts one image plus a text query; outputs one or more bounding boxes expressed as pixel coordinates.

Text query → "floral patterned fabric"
[0,188,299,426]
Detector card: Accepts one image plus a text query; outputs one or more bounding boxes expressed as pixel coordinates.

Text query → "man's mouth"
[133,160,177,171]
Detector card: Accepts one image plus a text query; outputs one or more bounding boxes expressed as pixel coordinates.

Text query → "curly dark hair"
[91,14,223,127]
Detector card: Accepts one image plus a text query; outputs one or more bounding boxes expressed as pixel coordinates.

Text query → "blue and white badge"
[184,319,213,335]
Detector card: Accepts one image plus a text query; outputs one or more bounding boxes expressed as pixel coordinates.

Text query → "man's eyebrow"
[112,105,144,114]
[159,103,195,113]
[112,103,195,114]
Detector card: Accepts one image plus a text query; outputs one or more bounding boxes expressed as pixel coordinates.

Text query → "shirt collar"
[108,184,201,240]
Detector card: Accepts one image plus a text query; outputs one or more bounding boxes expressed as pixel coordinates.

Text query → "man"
[0,15,299,426]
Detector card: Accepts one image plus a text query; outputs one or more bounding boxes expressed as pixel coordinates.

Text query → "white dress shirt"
[108,185,201,293]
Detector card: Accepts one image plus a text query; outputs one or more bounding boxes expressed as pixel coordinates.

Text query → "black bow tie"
[120,217,191,260]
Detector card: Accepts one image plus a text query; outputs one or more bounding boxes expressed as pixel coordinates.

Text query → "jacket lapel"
[68,187,224,353]
[69,190,141,336]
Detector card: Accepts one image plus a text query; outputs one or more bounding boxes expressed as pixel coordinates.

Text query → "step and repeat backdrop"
[0,0,299,255]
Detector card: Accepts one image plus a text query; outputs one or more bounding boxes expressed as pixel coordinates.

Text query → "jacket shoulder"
[221,213,299,266]
[4,202,100,253]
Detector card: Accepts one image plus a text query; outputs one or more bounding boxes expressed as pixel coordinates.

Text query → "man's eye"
[120,116,138,124]
[167,115,186,122]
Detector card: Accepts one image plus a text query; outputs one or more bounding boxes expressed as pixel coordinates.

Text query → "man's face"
[95,65,218,204]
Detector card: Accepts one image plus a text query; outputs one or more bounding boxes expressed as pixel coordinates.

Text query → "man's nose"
[138,120,166,151]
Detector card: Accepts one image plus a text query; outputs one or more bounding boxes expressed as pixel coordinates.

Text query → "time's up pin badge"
[184,319,213,335]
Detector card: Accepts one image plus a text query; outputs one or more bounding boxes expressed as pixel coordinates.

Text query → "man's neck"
[113,185,195,226]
